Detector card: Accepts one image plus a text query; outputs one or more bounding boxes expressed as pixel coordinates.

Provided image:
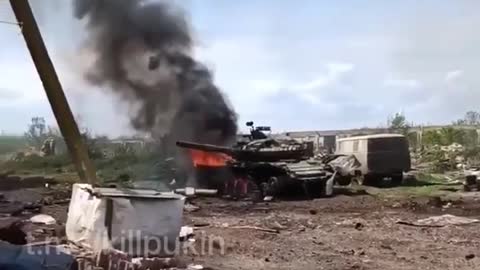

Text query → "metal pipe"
[175,188,218,196]
[9,0,97,185]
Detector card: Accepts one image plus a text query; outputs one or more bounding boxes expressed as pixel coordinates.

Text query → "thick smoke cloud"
[73,0,238,148]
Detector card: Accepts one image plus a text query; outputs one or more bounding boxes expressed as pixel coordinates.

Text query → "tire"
[362,174,377,186]
[390,173,403,186]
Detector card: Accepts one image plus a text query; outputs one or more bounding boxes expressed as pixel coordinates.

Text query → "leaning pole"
[9,0,97,185]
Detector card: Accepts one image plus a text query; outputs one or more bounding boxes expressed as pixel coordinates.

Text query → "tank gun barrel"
[176,141,234,155]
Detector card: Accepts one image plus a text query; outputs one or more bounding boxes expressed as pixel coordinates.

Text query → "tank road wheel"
[263,176,280,197]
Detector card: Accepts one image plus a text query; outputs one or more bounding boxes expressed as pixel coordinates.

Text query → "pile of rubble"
[415,143,465,172]
[0,183,208,270]
[414,143,480,191]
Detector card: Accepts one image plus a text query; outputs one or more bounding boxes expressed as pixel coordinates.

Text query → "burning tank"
[177,128,361,199]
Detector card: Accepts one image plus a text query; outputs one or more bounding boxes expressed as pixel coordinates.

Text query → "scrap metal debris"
[184,202,200,212]
[66,184,185,257]
[0,201,42,217]
[175,188,218,197]
[0,220,27,245]
[227,225,280,234]
[397,214,480,227]
[179,226,194,241]
[29,214,56,225]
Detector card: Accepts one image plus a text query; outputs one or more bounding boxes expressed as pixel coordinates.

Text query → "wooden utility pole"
[9,0,97,185]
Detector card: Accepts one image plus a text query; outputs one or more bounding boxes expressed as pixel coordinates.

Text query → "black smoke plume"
[73,0,238,151]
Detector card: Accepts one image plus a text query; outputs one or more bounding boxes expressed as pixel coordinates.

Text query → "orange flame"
[189,149,231,167]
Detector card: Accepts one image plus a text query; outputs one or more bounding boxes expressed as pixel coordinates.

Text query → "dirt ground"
[4,183,480,270]
[181,191,480,270]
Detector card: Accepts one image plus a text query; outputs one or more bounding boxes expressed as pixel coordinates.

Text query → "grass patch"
[0,154,74,174]
[0,136,27,155]
[370,185,453,200]
[95,154,155,183]
[93,152,175,185]
[409,172,449,185]
[368,172,461,199]
[0,136,175,186]
[1,151,173,187]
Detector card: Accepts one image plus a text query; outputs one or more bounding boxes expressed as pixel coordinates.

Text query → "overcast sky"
[0,0,479,136]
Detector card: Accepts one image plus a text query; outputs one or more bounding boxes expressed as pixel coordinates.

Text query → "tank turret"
[176,139,311,162]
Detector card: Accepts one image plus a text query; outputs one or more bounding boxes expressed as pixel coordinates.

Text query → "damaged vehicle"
[176,138,360,199]
[336,134,411,186]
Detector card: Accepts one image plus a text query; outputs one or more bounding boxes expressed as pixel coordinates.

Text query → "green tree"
[423,130,442,146]
[465,111,480,125]
[388,113,410,135]
[454,111,480,126]
[465,129,479,147]
[437,127,466,145]
[453,119,466,125]
[423,128,474,146]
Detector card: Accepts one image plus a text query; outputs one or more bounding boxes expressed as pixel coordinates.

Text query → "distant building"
[284,125,480,152]
[284,128,392,153]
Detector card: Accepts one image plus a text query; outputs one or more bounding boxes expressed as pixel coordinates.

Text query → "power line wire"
[0,19,21,27]
[0,0,20,27]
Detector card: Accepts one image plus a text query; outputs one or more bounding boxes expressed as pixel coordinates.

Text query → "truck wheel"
[362,174,376,186]
[390,173,403,186]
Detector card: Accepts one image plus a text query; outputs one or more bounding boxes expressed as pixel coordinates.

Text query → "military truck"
[335,134,411,186]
